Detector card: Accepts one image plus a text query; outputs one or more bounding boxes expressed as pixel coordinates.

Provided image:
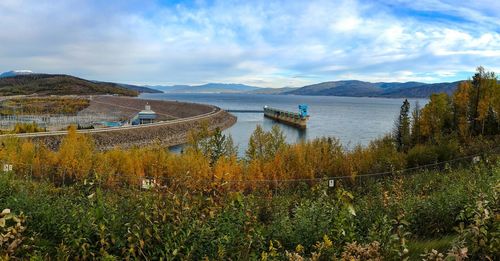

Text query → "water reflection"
[140,93,428,156]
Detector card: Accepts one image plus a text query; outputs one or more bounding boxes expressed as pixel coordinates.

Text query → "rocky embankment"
[94,110,236,150]
[21,96,237,150]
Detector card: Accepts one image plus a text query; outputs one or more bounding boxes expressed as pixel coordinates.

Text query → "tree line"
[394,66,499,165]
[0,67,498,191]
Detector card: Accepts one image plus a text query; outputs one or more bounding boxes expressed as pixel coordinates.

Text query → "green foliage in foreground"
[0,162,498,260]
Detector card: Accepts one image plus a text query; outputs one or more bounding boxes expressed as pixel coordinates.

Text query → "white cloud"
[0,0,498,87]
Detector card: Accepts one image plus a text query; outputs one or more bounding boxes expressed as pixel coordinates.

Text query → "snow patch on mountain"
[0,70,34,78]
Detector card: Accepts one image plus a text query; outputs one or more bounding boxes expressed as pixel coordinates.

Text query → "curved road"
[0,106,222,139]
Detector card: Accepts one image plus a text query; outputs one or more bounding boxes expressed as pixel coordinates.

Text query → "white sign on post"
[472,156,480,164]
[142,178,156,189]
[328,179,335,188]
[3,164,13,172]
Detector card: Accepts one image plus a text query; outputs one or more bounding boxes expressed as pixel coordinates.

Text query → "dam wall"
[1,96,237,150]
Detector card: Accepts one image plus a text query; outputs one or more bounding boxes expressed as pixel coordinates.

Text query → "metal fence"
[0,113,120,130]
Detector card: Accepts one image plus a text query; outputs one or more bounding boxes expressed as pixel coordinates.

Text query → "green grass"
[408,235,456,259]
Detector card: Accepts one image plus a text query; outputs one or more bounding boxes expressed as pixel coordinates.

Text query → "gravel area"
[81,96,215,120]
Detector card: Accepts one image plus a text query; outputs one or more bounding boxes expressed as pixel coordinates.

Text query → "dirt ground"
[81,96,215,120]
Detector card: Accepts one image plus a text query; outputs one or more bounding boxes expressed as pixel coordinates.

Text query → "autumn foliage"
[395,67,499,165]
[0,97,90,115]
[0,67,498,192]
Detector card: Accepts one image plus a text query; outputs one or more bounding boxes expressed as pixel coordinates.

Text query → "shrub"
[341,241,383,261]
[13,122,45,134]
[0,209,27,258]
[456,188,499,260]
[406,144,438,167]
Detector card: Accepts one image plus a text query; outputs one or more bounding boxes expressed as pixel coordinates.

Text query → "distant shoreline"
[151,92,433,100]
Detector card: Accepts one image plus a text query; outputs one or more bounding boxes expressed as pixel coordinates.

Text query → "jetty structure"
[263,104,309,129]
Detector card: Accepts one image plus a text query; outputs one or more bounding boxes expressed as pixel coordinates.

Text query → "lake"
[140,93,427,154]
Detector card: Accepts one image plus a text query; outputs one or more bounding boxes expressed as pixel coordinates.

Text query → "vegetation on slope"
[0,97,90,116]
[0,154,498,259]
[0,67,498,259]
[113,83,163,93]
[286,80,461,98]
[0,74,138,96]
[381,81,461,98]
[0,123,47,135]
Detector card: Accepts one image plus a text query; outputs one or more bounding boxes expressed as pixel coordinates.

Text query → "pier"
[225,105,310,129]
[263,104,309,129]
[225,109,264,113]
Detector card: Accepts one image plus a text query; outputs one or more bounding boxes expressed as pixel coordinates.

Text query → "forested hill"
[114,83,163,94]
[379,81,462,98]
[285,80,462,98]
[0,74,140,96]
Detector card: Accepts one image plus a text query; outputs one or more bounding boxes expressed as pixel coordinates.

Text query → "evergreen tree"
[483,107,499,136]
[394,99,411,151]
[204,128,237,166]
[470,67,484,135]
[411,101,421,146]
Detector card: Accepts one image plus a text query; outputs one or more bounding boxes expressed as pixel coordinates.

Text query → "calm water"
[140,93,427,154]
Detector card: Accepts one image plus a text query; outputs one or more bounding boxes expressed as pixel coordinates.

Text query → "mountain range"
[0,70,462,98]
[286,80,461,98]
[149,83,260,93]
[151,80,461,98]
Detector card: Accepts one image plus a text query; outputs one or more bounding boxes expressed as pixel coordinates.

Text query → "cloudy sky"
[0,0,499,87]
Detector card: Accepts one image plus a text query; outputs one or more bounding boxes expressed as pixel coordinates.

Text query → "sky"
[0,0,499,87]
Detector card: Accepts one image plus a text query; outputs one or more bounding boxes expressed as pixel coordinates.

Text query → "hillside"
[287,80,382,96]
[380,81,462,98]
[152,83,260,93]
[376,81,427,89]
[115,83,162,93]
[0,74,139,96]
[285,80,460,98]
